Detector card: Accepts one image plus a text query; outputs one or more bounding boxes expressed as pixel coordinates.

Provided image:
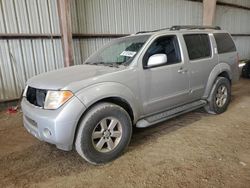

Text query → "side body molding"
[203,63,232,99]
[75,82,140,123]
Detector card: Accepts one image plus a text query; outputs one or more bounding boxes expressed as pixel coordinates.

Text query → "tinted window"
[184,34,211,60]
[214,33,236,54]
[143,35,181,67]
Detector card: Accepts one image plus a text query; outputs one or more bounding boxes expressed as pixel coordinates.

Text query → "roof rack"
[136,25,221,34]
[136,27,169,34]
[170,25,221,31]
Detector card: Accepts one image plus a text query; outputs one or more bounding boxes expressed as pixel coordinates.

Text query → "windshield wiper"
[84,62,93,65]
[85,62,121,68]
[84,62,103,66]
[103,62,120,68]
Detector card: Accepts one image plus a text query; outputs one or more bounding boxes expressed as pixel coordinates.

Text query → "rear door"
[183,33,217,101]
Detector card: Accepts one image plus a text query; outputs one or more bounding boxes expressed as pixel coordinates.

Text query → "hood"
[27,65,122,90]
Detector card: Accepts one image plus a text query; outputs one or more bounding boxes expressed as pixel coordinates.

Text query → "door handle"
[178,68,188,74]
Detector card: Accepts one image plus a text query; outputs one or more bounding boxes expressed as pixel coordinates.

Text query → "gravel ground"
[0,79,250,188]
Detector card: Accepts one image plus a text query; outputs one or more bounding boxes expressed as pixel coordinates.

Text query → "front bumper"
[21,96,86,151]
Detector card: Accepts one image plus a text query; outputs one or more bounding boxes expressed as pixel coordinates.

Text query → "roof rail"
[136,27,170,34]
[136,25,221,34]
[170,25,221,31]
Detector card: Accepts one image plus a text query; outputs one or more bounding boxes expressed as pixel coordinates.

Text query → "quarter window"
[184,34,211,60]
[214,33,236,54]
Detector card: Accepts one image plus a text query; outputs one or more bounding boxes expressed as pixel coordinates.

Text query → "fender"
[203,63,232,99]
[75,82,140,122]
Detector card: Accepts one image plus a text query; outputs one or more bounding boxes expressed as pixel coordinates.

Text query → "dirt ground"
[0,79,250,188]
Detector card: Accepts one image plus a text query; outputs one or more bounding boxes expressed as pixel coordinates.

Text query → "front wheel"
[205,77,231,114]
[75,102,132,165]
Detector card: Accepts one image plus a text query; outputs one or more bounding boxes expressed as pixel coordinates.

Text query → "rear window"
[183,34,211,60]
[214,33,236,54]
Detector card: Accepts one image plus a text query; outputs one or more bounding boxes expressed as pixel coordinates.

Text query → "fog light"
[43,128,52,138]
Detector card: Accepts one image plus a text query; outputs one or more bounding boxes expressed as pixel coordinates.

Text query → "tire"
[204,77,231,114]
[75,102,132,165]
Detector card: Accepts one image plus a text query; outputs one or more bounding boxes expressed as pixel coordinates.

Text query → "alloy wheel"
[92,117,122,153]
[215,85,228,108]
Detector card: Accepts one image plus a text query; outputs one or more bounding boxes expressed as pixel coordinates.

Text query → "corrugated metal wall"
[71,0,203,64]
[1,0,250,101]
[215,0,250,59]
[218,0,250,7]
[0,0,64,100]
[71,0,203,34]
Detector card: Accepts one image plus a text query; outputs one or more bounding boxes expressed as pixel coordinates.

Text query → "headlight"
[44,90,73,110]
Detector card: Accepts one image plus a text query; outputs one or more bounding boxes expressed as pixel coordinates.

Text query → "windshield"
[85,35,150,66]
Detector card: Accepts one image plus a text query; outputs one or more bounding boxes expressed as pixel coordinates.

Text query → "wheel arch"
[73,96,135,148]
[203,63,232,99]
[72,82,140,147]
[218,71,231,83]
[88,97,134,122]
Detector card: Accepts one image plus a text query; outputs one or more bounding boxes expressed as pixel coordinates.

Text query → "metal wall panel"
[71,0,203,64]
[215,3,250,59]
[0,0,63,101]
[215,5,250,34]
[0,40,19,99]
[0,0,60,34]
[218,0,250,7]
[234,37,250,59]
[0,39,64,100]
[71,0,203,34]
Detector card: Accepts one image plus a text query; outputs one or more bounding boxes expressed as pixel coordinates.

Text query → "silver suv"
[21,25,239,164]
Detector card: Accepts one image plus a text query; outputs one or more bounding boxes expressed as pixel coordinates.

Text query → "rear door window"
[183,34,211,60]
[214,33,236,54]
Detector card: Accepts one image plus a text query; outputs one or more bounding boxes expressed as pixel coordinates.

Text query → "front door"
[139,35,190,115]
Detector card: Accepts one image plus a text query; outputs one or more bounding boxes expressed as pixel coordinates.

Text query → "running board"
[136,100,207,128]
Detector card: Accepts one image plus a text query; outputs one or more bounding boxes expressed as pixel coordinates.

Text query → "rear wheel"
[75,102,132,165]
[205,77,231,114]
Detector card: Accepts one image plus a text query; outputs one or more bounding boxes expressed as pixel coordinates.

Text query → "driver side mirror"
[146,54,168,68]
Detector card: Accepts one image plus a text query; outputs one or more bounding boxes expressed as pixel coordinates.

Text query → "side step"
[136,100,207,128]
